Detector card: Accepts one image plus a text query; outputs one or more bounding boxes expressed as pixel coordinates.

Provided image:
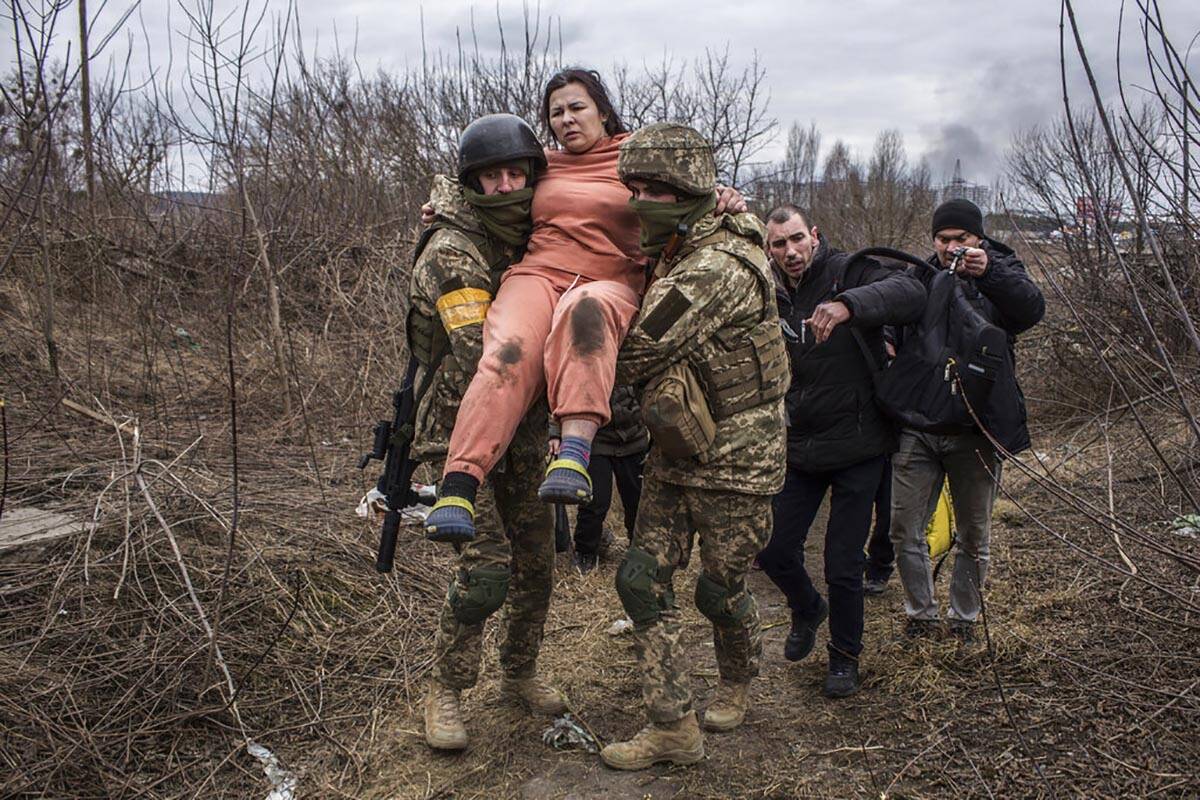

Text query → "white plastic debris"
[542,714,600,754]
[606,617,634,636]
[355,484,436,524]
[400,504,431,523]
[247,741,297,800]
[355,488,388,519]
[1171,514,1200,538]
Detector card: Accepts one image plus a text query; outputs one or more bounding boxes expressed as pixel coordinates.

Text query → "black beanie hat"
[931,198,985,238]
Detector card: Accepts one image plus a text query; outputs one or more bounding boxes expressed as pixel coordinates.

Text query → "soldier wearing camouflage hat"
[601,123,789,770]
[408,114,567,751]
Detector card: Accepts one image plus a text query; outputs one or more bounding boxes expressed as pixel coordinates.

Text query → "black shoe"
[599,527,617,553]
[947,619,976,644]
[783,597,828,662]
[823,652,860,698]
[573,551,599,575]
[820,652,859,695]
[862,575,889,596]
[903,618,941,640]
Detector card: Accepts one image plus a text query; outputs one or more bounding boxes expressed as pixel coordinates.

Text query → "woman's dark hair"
[541,68,626,144]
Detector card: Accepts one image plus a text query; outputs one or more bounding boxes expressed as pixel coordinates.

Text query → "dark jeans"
[574,451,646,554]
[759,455,887,658]
[865,458,894,581]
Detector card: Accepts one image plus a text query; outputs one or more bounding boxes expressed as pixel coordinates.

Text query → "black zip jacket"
[594,384,650,457]
[776,239,926,472]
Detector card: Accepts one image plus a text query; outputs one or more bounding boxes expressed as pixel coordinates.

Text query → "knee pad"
[615,548,673,625]
[694,573,752,626]
[448,565,510,625]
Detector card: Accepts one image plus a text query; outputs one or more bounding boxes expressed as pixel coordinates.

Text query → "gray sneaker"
[863,575,889,596]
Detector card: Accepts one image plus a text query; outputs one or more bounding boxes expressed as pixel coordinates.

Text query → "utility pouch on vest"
[696,320,789,419]
[406,307,438,366]
[641,360,717,460]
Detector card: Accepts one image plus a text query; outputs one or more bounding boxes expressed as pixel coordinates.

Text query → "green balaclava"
[463,158,535,246]
[630,191,717,258]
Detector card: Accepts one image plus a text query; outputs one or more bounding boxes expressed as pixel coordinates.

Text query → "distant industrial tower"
[940,159,993,211]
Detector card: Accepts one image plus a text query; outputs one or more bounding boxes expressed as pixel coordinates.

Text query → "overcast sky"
[8,1,1200,185]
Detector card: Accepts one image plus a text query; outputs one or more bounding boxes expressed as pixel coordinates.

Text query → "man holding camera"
[889,199,1045,641]
[757,205,925,696]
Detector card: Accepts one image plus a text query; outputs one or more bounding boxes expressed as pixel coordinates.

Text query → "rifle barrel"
[376,509,401,573]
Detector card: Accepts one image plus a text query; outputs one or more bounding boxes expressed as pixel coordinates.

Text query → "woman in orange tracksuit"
[425,68,646,542]
[426,69,744,542]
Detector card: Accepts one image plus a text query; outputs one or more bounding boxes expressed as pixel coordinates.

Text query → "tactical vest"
[672,228,790,420]
[405,223,513,367]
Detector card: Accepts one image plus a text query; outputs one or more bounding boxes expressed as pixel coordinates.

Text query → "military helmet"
[457,114,547,185]
[617,123,716,197]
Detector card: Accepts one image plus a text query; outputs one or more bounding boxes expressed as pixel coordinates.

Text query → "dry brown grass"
[2,259,1199,799]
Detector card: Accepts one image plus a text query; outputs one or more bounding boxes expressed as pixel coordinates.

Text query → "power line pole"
[78,0,95,208]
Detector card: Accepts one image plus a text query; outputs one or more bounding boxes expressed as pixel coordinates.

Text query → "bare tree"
[748,128,933,249]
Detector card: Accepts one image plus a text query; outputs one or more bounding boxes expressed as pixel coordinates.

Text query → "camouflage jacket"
[617,212,787,495]
[410,175,519,460]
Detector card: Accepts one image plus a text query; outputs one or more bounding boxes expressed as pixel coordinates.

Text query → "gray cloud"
[921,123,990,182]
[30,0,1200,187]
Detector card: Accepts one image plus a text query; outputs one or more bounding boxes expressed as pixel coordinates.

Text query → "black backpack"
[838,247,1010,434]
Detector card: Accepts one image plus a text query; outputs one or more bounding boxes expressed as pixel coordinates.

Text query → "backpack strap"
[850,327,884,375]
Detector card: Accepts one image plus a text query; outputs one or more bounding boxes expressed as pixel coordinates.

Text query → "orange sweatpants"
[444,267,641,482]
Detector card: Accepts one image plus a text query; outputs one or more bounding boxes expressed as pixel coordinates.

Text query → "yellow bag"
[926,479,956,559]
[641,361,717,460]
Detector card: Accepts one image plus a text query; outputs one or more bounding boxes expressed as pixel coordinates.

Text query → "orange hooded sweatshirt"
[507,133,646,294]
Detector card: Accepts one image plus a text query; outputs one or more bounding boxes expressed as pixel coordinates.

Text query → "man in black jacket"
[890,199,1045,641]
[757,205,925,696]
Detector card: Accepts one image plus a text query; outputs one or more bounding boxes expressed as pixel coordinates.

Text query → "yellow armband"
[435,287,492,331]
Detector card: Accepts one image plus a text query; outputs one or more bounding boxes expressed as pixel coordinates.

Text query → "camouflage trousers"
[432,414,554,689]
[629,474,772,723]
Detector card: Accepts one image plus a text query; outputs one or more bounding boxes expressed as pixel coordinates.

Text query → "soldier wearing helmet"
[601,123,789,770]
[408,113,567,751]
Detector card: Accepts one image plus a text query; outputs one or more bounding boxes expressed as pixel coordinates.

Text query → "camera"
[948,245,969,273]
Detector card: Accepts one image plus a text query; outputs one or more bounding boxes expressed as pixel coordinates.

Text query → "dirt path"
[365,484,1198,799]
[370,502,951,798]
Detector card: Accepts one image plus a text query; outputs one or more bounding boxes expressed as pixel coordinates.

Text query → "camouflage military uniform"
[620,479,774,722]
[410,175,553,689]
[615,135,788,725]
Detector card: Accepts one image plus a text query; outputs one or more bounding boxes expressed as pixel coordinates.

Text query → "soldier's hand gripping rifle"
[358,357,433,573]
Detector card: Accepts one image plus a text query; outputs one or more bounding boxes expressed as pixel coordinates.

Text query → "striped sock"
[558,436,591,469]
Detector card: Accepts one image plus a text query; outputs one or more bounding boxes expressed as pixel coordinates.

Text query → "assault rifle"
[554,503,571,553]
[359,358,433,573]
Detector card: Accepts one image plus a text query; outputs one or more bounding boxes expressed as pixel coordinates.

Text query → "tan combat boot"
[423,680,468,750]
[702,680,750,732]
[498,674,568,715]
[600,712,705,771]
